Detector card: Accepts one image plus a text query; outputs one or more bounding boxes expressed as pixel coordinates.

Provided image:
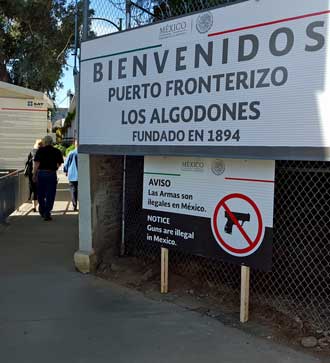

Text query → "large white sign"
[80,0,330,160]
[142,156,275,269]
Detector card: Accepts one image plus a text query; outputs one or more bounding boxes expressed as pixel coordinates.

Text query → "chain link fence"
[124,158,330,331]
[84,0,330,331]
[87,0,239,36]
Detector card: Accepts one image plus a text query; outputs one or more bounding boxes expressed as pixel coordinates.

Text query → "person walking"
[25,139,43,212]
[63,140,78,211]
[33,135,64,221]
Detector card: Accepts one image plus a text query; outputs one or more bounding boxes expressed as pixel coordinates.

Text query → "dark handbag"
[24,153,33,177]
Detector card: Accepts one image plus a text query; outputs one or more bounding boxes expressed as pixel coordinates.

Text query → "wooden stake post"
[240,265,250,323]
[161,247,169,294]
[159,247,250,321]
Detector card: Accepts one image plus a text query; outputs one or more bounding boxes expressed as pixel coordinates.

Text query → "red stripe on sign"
[222,202,254,247]
[1,108,47,112]
[225,177,274,184]
[208,10,330,37]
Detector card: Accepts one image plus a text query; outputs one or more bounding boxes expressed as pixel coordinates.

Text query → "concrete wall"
[0,171,29,223]
[76,154,124,272]
[90,155,124,266]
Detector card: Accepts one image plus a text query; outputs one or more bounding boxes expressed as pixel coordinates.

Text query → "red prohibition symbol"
[212,193,263,256]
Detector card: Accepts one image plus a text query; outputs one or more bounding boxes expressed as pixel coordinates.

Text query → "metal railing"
[0,170,29,223]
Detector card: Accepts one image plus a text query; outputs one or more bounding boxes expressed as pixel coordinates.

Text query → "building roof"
[0,81,53,108]
[51,108,68,125]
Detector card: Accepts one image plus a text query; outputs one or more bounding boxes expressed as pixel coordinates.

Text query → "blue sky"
[55,54,75,108]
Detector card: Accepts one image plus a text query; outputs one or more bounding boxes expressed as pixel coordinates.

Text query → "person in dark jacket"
[33,135,63,221]
[25,139,43,212]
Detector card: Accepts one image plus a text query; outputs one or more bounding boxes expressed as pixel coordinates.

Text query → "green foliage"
[59,108,76,137]
[65,144,75,156]
[55,128,63,143]
[63,110,76,129]
[0,0,83,98]
[54,144,66,156]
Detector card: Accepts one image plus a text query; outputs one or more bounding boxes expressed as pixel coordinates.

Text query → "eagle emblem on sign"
[196,12,213,34]
[211,159,226,176]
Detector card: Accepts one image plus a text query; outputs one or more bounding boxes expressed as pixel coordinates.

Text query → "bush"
[65,144,75,156]
[54,144,66,155]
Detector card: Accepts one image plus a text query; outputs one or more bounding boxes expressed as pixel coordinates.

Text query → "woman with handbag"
[25,139,43,212]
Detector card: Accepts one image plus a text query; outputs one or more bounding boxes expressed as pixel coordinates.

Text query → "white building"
[64,95,77,143]
[0,81,53,171]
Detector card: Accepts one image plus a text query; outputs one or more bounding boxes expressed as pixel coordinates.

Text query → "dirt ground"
[96,256,330,361]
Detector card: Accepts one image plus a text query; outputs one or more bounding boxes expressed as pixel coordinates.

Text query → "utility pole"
[74,0,82,143]
[121,1,132,256]
[82,0,90,42]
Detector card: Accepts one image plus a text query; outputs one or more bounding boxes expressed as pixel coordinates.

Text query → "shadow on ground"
[0,183,325,363]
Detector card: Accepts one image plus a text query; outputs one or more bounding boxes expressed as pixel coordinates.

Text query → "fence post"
[16,173,21,212]
[161,247,169,293]
[82,0,90,41]
[120,156,126,256]
[240,266,250,323]
[75,154,95,273]
[120,1,131,256]
[126,0,132,29]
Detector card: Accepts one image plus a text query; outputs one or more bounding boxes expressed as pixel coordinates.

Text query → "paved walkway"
[0,179,323,363]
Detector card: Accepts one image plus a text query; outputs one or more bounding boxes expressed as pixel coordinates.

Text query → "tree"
[0,0,82,98]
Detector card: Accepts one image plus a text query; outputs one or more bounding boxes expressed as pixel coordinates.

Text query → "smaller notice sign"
[142,156,275,270]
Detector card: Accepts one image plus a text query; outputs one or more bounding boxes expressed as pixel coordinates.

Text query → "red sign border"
[212,193,263,255]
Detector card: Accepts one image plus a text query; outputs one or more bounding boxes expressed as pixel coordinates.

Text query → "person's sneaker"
[44,215,52,221]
